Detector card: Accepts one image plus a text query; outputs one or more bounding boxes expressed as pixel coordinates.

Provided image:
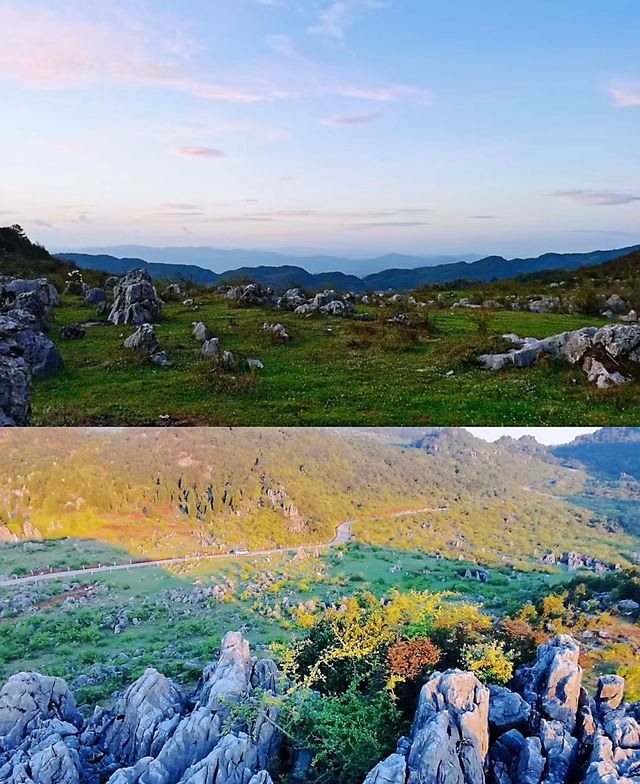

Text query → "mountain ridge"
[56,243,640,292]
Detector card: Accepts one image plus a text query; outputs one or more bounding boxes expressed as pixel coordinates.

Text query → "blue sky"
[1,0,639,259]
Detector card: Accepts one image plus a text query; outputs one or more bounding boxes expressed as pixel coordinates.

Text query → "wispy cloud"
[347,221,429,230]
[174,147,225,159]
[322,111,383,126]
[471,215,500,220]
[72,214,91,224]
[326,84,432,103]
[31,219,52,228]
[266,34,300,58]
[607,82,640,107]
[161,203,202,211]
[309,0,387,39]
[0,2,274,103]
[553,190,640,206]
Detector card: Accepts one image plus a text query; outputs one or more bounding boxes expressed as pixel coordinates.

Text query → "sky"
[2,0,640,262]
[467,428,599,446]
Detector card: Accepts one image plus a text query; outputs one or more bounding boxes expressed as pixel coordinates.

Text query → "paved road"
[0,506,438,588]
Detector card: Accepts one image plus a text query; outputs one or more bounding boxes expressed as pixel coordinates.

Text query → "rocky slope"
[364,635,639,784]
[1,633,637,784]
[0,632,280,784]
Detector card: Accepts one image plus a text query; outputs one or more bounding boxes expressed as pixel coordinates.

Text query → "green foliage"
[282,685,407,784]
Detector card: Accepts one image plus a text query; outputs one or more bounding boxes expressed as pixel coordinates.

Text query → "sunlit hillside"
[0,428,635,567]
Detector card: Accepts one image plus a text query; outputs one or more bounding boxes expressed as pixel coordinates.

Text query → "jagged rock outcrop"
[514,634,582,733]
[0,314,62,377]
[0,344,31,425]
[479,324,640,387]
[108,270,163,326]
[362,635,640,784]
[0,634,282,784]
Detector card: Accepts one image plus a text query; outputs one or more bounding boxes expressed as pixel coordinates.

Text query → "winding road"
[0,506,438,589]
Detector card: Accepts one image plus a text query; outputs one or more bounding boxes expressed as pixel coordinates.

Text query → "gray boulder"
[85,288,106,305]
[489,685,531,733]
[0,350,31,425]
[407,669,489,783]
[124,325,160,355]
[362,753,407,784]
[109,270,163,326]
[192,322,210,342]
[0,314,62,376]
[0,672,81,752]
[201,338,220,359]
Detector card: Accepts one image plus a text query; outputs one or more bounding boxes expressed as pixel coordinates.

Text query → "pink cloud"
[0,2,271,103]
[174,147,225,159]
[326,84,433,103]
[608,83,640,107]
[322,111,383,126]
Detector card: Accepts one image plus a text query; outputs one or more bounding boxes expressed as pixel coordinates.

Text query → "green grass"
[30,295,636,426]
[0,538,572,700]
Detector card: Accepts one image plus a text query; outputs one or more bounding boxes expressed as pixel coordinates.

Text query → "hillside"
[57,243,640,292]
[552,427,640,480]
[0,225,76,284]
[0,427,636,567]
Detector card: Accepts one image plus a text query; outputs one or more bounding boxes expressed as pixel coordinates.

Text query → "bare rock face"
[396,669,490,784]
[109,269,163,326]
[513,635,582,733]
[0,347,31,425]
[0,672,82,752]
[479,324,640,387]
[94,669,186,767]
[0,634,282,784]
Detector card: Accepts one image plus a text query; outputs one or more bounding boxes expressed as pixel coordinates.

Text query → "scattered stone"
[59,324,86,341]
[108,269,163,326]
[123,324,160,355]
[85,287,107,305]
[262,323,289,340]
[480,324,640,386]
[222,350,236,370]
[247,359,264,370]
[192,322,210,342]
[201,338,220,359]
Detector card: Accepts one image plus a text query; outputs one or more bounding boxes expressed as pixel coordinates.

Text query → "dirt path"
[0,506,440,588]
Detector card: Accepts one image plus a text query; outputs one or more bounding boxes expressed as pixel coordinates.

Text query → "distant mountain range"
[58,245,481,276]
[57,244,640,292]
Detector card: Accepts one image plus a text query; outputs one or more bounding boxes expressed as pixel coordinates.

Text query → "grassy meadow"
[31,293,639,426]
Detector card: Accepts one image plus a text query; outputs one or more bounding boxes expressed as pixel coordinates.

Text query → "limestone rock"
[192,322,210,342]
[96,668,185,766]
[109,269,163,326]
[123,325,161,355]
[0,672,81,752]
[514,635,582,733]
[201,338,220,359]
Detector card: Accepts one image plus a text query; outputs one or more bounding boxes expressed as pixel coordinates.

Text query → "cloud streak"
[608,83,640,107]
[553,190,640,206]
[309,0,387,39]
[322,111,383,126]
[174,147,225,159]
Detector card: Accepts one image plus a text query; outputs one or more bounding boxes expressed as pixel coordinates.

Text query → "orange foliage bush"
[387,638,441,682]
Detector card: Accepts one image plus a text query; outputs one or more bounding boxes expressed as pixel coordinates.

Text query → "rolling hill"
[56,243,640,292]
[0,427,636,567]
